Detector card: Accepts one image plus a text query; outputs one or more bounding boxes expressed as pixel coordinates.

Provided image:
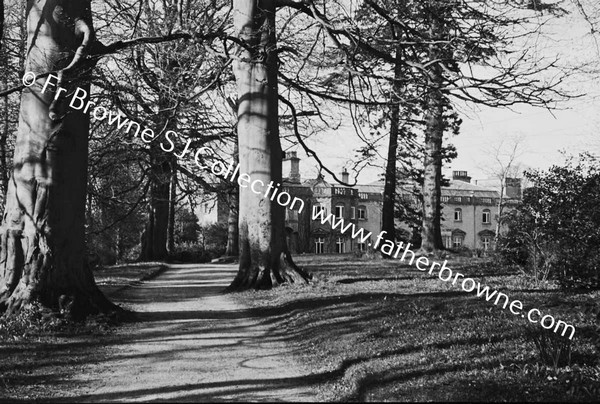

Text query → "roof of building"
[357,183,384,194]
[443,180,499,198]
[301,176,331,188]
[287,175,500,199]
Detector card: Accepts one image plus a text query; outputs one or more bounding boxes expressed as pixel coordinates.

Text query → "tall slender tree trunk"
[0,0,116,317]
[167,165,177,255]
[420,12,445,253]
[139,153,171,261]
[138,88,176,262]
[224,190,239,257]
[0,0,9,211]
[224,139,239,257]
[0,0,3,48]
[228,0,310,290]
[1,49,9,199]
[494,182,505,249]
[381,35,403,250]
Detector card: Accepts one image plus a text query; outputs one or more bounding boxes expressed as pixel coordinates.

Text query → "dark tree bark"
[138,85,178,262]
[167,164,177,255]
[224,192,239,257]
[380,32,403,250]
[0,0,8,202]
[0,0,116,317]
[420,10,445,253]
[224,139,239,257]
[0,0,4,47]
[139,152,172,261]
[228,0,310,290]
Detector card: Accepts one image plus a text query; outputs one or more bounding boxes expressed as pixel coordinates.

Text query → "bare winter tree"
[480,136,525,246]
[0,1,116,317]
[228,0,310,290]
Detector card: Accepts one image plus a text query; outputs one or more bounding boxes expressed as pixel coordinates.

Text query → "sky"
[290,1,600,187]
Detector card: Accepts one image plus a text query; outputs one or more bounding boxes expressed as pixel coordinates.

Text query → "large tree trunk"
[0,0,116,317]
[420,12,445,253]
[228,0,310,290]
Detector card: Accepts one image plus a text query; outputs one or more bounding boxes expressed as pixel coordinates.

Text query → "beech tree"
[0,1,116,317]
[228,0,310,290]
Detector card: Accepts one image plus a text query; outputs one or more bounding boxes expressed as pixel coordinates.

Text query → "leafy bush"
[498,154,600,288]
[170,242,213,263]
[450,245,473,257]
[199,222,228,257]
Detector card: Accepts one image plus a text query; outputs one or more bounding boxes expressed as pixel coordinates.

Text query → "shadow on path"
[61,264,320,403]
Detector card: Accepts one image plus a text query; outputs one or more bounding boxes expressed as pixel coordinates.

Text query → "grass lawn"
[234,254,600,402]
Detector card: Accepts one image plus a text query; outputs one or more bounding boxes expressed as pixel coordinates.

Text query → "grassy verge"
[234,255,600,402]
[93,262,167,296]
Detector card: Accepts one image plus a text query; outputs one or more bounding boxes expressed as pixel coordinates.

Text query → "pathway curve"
[70,264,319,402]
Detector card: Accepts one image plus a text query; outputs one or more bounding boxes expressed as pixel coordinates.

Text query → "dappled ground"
[1,264,320,402]
[70,264,319,402]
[234,255,600,402]
[1,257,599,402]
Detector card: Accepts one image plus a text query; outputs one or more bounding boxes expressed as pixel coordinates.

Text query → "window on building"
[351,206,356,219]
[452,235,463,248]
[454,196,462,203]
[441,196,450,203]
[482,209,491,224]
[312,205,325,218]
[358,206,367,220]
[335,204,344,219]
[443,236,452,249]
[336,237,345,253]
[482,198,492,204]
[358,241,367,252]
[481,236,492,250]
[315,237,325,254]
[454,208,462,222]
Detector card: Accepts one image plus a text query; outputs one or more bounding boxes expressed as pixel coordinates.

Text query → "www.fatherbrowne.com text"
[311,208,576,340]
[26,71,576,340]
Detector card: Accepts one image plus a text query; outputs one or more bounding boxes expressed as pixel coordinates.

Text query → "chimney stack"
[341,169,349,184]
[285,151,301,183]
[452,170,471,183]
[505,178,522,199]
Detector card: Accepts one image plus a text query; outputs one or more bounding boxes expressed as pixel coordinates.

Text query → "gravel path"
[70,264,318,402]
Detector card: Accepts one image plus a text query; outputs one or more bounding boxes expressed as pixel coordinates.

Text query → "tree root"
[225,250,311,292]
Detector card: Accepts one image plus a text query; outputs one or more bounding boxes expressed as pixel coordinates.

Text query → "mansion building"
[198,152,522,254]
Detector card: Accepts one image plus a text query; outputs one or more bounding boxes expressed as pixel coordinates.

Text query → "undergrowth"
[0,301,116,342]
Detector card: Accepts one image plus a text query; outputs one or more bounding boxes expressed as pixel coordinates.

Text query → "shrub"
[450,245,473,257]
[199,223,228,257]
[498,154,600,288]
